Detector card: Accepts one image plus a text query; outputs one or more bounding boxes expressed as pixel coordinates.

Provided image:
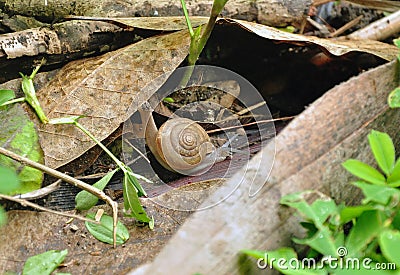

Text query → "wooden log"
[0,20,134,60]
[128,60,399,274]
[0,20,137,82]
[0,0,312,27]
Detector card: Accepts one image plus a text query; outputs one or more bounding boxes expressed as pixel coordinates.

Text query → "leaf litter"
[32,30,190,168]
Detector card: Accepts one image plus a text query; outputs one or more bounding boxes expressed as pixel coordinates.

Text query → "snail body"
[141,109,229,175]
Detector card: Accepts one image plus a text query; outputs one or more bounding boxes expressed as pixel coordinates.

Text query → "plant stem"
[0,97,25,107]
[179,0,229,87]
[0,146,119,247]
[0,193,99,224]
[74,122,126,172]
[73,121,151,184]
[180,0,194,37]
[20,58,49,124]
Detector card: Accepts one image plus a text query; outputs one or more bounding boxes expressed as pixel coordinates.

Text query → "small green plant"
[49,116,153,228]
[1,59,48,123]
[179,0,228,86]
[387,38,400,108]
[242,130,400,274]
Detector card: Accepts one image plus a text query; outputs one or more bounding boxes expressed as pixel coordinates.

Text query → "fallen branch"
[347,9,400,40]
[0,146,119,247]
[0,20,132,60]
[0,193,98,224]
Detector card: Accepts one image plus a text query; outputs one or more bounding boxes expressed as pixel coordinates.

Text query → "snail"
[139,108,231,175]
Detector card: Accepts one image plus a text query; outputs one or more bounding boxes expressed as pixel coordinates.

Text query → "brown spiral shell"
[155,118,213,172]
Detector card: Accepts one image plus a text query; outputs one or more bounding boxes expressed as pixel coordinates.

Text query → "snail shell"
[153,118,215,175]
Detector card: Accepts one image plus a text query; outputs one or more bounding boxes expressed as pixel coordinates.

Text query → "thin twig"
[329,15,363,38]
[13,179,61,200]
[123,138,150,163]
[347,9,400,41]
[206,116,296,134]
[0,146,118,247]
[0,193,99,224]
[76,172,109,180]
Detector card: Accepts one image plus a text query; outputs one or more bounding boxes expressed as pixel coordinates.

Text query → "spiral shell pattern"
[155,118,213,172]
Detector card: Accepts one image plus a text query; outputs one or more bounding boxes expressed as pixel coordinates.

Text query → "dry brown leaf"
[114,16,209,30]
[35,30,190,168]
[225,19,398,61]
[67,16,209,31]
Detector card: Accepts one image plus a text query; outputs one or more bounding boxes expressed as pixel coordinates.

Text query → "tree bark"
[0,20,137,82]
[0,0,311,27]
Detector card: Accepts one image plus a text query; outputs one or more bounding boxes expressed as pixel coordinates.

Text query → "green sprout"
[49,116,152,225]
[388,38,400,108]
[0,59,48,123]
[180,0,229,86]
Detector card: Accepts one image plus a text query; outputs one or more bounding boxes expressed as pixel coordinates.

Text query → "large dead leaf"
[69,17,398,61]
[68,16,209,31]
[223,18,398,61]
[35,30,190,168]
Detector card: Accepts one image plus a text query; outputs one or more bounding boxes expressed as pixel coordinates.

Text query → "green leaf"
[0,207,7,227]
[0,165,20,194]
[368,130,395,176]
[163,97,175,103]
[342,159,386,185]
[241,248,327,275]
[75,168,119,210]
[22,249,68,275]
[388,87,400,108]
[340,205,377,224]
[300,221,318,238]
[345,210,384,258]
[123,174,150,223]
[281,191,338,224]
[394,38,400,48]
[387,158,400,187]
[293,227,338,257]
[0,89,15,105]
[392,211,400,230]
[85,213,129,245]
[281,191,339,257]
[353,181,400,205]
[125,166,147,197]
[0,104,43,195]
[379,229,400,266]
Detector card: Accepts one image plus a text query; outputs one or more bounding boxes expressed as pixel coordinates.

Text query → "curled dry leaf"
[67,16,209,31]
[34,30,190,168]
[225,19,398,61]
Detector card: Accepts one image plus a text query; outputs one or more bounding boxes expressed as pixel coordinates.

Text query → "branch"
[0,146,119,247]
[0,193,99,224]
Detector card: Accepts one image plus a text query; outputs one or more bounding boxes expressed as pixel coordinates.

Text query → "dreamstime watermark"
[121,65,276,211]
[256,247,397,271]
